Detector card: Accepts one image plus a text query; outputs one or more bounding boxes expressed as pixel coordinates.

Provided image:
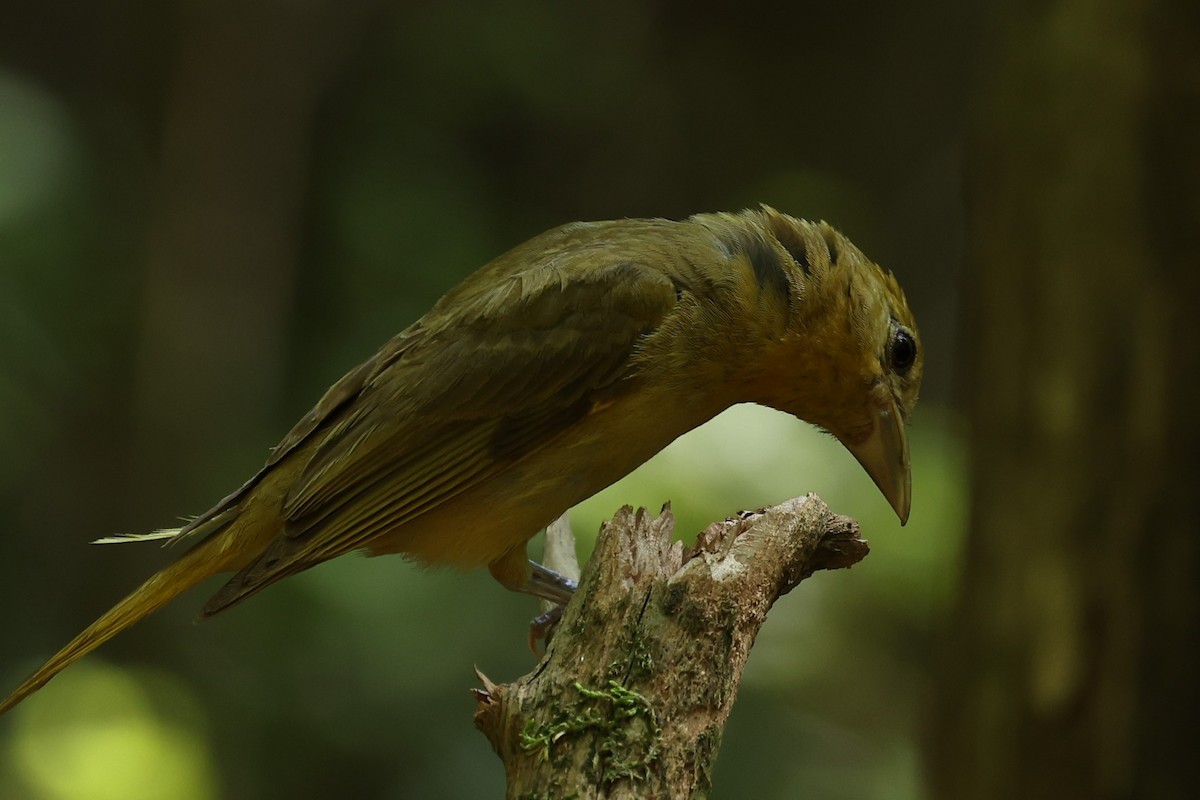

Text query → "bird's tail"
[0,530,237,716]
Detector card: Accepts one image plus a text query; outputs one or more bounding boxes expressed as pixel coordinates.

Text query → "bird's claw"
[528,604,565,656]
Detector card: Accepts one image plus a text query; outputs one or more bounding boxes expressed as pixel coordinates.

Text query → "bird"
[0,205,922,715]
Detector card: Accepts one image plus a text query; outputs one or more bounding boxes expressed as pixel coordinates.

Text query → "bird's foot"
[528,604,566,656]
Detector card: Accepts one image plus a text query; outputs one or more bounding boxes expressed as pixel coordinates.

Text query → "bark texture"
[474,495,867,799]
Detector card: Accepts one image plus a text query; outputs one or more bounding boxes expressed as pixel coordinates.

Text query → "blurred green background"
[0,1,969,796]
[2,0,1192,798]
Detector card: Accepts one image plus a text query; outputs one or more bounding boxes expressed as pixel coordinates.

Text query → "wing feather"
[201,241,685,615]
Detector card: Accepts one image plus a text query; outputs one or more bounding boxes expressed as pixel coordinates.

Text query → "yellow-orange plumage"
[0,205,922,715]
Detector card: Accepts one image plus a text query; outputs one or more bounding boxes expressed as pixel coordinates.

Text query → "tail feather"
[0,533,236,716]
[91,528,183,545]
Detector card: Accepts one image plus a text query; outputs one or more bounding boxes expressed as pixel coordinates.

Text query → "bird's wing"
[168,340,409,547]
[199,252,682,615]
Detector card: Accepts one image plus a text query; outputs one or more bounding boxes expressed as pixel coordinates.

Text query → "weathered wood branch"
[473,494,868,799]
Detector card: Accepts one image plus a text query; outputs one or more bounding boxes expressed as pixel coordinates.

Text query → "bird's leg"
[524,561,576,653]
[487,545,576,603]
[488,517,584,652]
[525,560,577,605]
[488,545,579,652]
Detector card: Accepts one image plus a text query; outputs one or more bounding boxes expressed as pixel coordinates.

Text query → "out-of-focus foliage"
[0,1,976,797]
[5,662,215,800]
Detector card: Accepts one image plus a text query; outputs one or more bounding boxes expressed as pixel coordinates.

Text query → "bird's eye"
[890,328,917,374]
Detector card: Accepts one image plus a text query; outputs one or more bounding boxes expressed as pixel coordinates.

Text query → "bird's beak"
[843,400,911,525]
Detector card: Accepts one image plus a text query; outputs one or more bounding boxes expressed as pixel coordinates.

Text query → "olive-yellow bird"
[0,206,922,715]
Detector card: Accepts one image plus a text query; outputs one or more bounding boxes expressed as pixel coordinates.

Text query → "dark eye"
[890,328,917,373]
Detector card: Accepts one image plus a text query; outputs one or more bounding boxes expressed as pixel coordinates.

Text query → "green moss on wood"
[519,680,662,786]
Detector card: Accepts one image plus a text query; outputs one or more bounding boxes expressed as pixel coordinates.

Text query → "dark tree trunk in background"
[928,1,1199,798]
[132,0,362,503]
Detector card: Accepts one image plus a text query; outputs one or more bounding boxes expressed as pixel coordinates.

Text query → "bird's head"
[734,207,923,524]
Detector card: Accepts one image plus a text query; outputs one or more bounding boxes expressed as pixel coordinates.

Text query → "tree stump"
[474,494,868,799]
